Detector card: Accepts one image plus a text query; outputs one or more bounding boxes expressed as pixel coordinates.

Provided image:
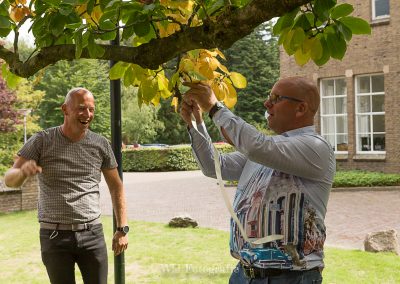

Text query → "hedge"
[122,146,400,187]
[122,143,234,172]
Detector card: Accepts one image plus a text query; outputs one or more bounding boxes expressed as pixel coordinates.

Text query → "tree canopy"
[0,0,371,109]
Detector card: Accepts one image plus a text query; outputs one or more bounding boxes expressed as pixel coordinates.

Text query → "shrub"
[333,170,400,187]
[122,143,234,172]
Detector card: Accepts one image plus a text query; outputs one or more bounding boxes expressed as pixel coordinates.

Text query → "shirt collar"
[281,125,316,137]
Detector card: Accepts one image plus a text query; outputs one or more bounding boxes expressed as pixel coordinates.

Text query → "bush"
[333,170,400,187]
[0,132,21,175]
[122,144,234,172]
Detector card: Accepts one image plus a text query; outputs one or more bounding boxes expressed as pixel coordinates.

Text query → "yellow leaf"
[302,37,315,53]
[218,64,229,74]
[160,88,172,99]
[171,96,179,112]
[151,93,161,106]
[198,64,214,80]
[214,49,226,60]
[223,83,238,109]
[230,72,247,89]
[211,81,227,101]
[294,48,311,66]
[157,74,169,90]
[179,58,195,73]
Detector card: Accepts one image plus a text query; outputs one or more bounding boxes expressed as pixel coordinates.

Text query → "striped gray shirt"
[18,126,117,223]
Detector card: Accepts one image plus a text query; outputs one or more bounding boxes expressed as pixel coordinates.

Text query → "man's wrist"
[208,102,225,119]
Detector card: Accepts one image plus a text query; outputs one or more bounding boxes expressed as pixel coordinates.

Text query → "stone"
[168,215,198,228]
[364,229,400,255]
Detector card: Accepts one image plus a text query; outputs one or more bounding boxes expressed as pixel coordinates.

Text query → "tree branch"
[1,0,310,78]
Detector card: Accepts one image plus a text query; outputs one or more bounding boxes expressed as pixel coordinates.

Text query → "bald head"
[64,87,94,105]
[276,76,320,116]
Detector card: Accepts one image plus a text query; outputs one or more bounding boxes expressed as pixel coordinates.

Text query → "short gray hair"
[64,87,93,104]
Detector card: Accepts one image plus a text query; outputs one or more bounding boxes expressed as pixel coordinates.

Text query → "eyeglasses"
[266,93,303,105]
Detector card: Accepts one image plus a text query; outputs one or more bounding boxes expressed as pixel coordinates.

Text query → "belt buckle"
[249,267,255,278]
[71,223,87,231]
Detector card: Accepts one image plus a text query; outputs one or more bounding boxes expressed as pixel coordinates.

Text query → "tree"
[34,59,112,138]
[0,0,371,111]
[0,74,19,132]
[224,21,279,125]
[121,87,164,144]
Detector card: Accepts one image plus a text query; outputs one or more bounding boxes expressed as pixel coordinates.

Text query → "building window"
[320,78,348,152]
[355,74,385,153]
[372,0,390,20]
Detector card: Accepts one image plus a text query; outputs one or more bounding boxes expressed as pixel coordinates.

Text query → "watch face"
[123,226,129,234]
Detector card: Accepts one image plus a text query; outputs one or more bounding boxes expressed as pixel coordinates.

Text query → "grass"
[0,210,399,284]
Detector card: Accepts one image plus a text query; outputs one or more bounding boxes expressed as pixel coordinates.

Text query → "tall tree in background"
[224,22,279,125]
[121,87,164,145]
[0,75,19,132]
[35,59,111,139]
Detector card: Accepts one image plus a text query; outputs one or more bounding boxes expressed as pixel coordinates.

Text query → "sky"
[6,19,35,47]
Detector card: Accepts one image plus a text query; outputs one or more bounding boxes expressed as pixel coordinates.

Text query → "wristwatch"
[116,225,130,235]
[208,101,225,119]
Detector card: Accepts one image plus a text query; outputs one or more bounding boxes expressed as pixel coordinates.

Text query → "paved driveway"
[100,171,400,250]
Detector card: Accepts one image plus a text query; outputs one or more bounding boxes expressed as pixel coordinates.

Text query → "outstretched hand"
[180,99,203,127]
[182,82,218,112]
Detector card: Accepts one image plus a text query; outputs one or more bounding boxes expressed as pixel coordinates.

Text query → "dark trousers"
[229,263,323,284]
[40,223,108,284]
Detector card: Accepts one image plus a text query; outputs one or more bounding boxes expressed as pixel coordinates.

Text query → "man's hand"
[20,160,42,177]
[112,231,128,256]
[183,82,218,113]
[180,100,203,127]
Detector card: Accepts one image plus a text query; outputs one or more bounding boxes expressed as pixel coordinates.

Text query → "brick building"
[0,177,38,213]
[280,0,399,173]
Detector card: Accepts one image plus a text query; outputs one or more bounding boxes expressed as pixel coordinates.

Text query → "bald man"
[5,88,128,284]
[180,77,335,284]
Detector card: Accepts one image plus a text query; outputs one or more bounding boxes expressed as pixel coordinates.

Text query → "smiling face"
[62,89,95,134]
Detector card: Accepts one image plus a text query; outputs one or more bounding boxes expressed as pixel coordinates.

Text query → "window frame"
[372,0,390,21]
[320,77,348,154]
[355,74,385,154]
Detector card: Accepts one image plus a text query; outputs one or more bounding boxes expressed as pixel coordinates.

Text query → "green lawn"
[0,210,399,284]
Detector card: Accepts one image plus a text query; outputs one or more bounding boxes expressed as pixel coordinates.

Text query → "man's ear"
[295,102,308,118]
[61,103,67,115]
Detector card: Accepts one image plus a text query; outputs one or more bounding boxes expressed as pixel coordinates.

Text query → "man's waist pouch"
[40,218,101,231]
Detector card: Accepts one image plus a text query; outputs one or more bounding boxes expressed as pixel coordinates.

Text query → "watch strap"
[208,102,224,119]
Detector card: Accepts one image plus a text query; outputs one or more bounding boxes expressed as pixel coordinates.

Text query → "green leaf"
[310,38,323,61]
[59,4,74,16]
[1,65,22,89]
[290,28,305,51]
[87,34,105,58]
[99,19,117,40]
[123,66,134,87]
[330,3,354,19]
[273,7,299,35]
[313,36,330,66]
[335,21,352,41]
[282,29,296,55]
[50,13,66,37]
[134,21,151,37]
[293,13,312,31]
[326,33,347,60]
[109,61,129,80]
[229,72,247,89]
[313,0,337,21]
[0,15,11,29]
[87,0,96,14]
[0,27,11,36]
[0,3,9,17]
[74,29,83,59]
[339,16,371,35]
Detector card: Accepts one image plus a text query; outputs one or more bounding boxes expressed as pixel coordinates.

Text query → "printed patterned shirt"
[189,108,335,270]
[18,126,117,224]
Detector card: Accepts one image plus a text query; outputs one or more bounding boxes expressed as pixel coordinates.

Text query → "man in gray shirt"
[5,87,129,284]
[180,77,335,283]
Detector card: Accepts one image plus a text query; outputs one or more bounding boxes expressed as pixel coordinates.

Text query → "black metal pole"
[110,32,125,284]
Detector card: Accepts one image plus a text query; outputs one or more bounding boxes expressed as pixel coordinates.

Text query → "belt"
[40,219,101,231]
[241,263,321,279]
